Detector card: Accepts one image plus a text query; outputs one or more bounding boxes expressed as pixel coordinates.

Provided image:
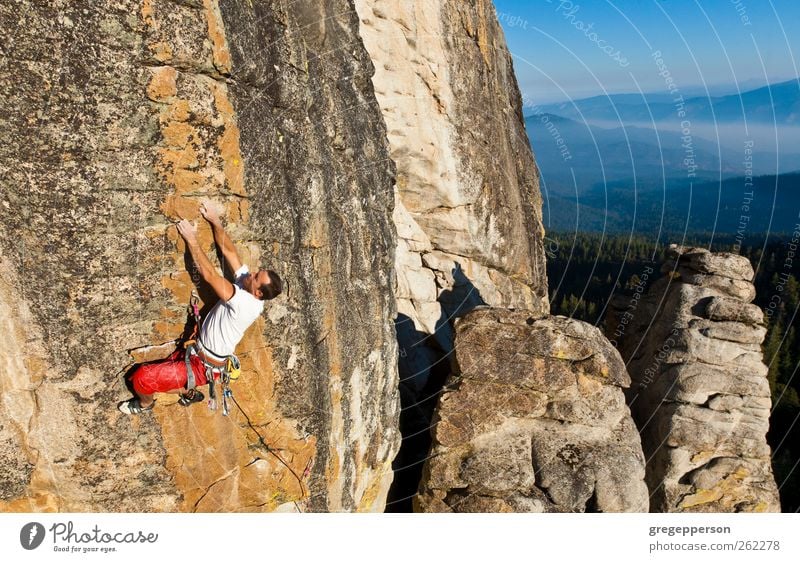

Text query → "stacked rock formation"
[606,245,780,512]
[415,309,649,512]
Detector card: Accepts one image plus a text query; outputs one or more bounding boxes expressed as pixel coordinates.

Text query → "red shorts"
[131,348,211,395]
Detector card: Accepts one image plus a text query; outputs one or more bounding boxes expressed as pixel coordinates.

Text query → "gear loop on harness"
[185,344,197,390]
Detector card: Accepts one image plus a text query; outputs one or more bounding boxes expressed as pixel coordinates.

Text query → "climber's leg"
[120,349,208,413]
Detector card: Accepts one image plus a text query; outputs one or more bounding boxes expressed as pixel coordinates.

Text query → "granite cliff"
[0,0,399,512]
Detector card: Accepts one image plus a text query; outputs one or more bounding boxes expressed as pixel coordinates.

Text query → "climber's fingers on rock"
[199,199,222,223]
[176,219,198,242]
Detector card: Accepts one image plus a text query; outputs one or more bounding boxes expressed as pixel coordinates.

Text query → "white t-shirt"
[199,265,264,357]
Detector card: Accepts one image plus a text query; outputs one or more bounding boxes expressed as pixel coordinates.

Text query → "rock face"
[353,0,550,507]
[606,245,781,512]
[355,0,548,330]
[415,309,649,512]
[0,0,399,512]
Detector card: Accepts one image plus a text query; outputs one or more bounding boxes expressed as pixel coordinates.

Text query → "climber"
[117,200,283,415]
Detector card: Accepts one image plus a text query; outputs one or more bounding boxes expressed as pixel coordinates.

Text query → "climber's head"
[244,268,283,301]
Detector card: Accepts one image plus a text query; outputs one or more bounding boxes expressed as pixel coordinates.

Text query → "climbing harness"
[183,291,239,416]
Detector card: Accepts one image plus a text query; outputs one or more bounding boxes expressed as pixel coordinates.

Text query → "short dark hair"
[259,270,283,301]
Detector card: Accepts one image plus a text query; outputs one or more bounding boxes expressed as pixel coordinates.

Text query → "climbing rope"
[229,393,307,511]
[186,291,308,510]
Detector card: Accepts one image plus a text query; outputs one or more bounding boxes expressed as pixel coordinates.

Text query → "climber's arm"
[200,201,243,275]
[176,219,235,301]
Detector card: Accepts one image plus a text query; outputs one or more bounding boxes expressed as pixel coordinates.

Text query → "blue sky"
[493,0,800,104]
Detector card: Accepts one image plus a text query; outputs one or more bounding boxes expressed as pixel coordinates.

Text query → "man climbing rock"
[118,200,283,415]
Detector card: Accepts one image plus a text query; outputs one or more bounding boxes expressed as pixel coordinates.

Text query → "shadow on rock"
[386,262,486,512]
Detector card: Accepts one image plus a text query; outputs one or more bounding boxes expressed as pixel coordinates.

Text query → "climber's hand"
[199,200,223,225]
[176,219,199,245]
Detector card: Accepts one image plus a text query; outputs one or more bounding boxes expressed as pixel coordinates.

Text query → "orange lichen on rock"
[203,0,233,74]
[163,99,191,123]
[160,194,200,221]
[157,145,203,194]
[357,465,393,512]
[475,0,492,70]
[149,41,174,63]
[146,66,177,102]
[237,199,250,222]
[678,466,752,510]
[160,271,194,304]
[211,83,246,195]
[161,120,194,148]
[141,0,154,28]
[0,491,60,512]
[461,0,492,70]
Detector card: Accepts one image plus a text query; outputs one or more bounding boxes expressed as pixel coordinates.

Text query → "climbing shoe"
[178,389,204,407]
[117,397,155,415]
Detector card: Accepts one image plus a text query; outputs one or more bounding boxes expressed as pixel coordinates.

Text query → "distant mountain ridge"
[537,79,800,125]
